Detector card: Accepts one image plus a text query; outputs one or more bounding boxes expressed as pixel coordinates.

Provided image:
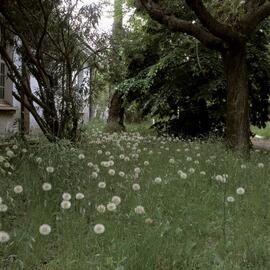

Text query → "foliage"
[118,15,270,137]
[0,0,105,141]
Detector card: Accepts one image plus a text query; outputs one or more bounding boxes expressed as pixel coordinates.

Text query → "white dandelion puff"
[14,185,23,194]
[39,224,51,235]
[93,224,105,234]
[0,231,10,243]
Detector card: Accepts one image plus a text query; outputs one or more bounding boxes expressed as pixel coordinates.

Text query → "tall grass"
[0,123,270,269]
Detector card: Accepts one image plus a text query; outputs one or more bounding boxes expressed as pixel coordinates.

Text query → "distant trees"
[0,0,104,141]
[130,0,270,154]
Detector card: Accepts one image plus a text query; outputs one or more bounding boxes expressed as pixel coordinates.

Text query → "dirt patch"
[251,137,270,151]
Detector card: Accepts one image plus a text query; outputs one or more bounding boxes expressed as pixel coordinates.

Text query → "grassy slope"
[0,122,270,270]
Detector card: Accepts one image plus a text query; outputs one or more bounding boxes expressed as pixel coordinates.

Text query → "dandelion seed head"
[46,166,54,173]
[135,205,145,214]
[14,185,23,194]
[39,224,51,235]
[93,224,105,234]
[42,182,52,191]
[0,231,10,243]
[62,192,71,201]
[61,200,71,209]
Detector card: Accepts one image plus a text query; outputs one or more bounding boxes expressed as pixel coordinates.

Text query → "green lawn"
[252,122,270,138]
[0,123,270,269]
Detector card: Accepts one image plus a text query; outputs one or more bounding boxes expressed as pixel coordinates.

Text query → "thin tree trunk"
[107,92,125,131]
[222,46,251,155]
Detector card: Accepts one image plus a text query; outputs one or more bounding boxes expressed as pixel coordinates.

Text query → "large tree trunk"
[107,91,125,131]
[222,46,251,155]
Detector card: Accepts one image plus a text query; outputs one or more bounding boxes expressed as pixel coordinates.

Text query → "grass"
[252,122,270,138]
[0,121,270,269]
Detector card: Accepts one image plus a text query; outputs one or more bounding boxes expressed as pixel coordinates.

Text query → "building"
[0,50,91,136]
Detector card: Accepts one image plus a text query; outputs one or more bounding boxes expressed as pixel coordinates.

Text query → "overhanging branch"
[136,0,225,51]
[241,1,270,34]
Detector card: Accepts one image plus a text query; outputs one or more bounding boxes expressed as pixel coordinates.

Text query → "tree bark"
[222,46,251,155]
[107,92,125,131]
[106,0,126,132]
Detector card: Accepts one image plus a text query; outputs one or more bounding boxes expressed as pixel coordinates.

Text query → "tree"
[106,0,126,132]
[135,0,270,155]
[119,16,269,138]
[0,0,103,141]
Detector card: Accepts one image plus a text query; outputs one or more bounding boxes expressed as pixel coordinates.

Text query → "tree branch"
[241,1,270,34]
[136,0,225,51]
[185,0,242,44]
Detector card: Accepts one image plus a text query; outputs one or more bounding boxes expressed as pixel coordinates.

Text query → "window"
[0,62,5,100]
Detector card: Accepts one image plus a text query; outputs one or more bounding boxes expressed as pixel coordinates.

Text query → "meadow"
[0,123,270,270]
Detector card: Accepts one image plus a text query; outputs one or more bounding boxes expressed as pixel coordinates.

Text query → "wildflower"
[194,160,199,164]
[215,175,227,183]
[154,177,162,184]
[169,158,175,164]
[189,168,195,174]
[186,157,192,161]
[178,170,187,179]
[39,224,51,235]
[75,193,85,200]
[98,182,106,189]
[145,218,153,224]
[200,171,206,175]
[92,172,98,178]
[96,204,106,213]
[97,150,102,155]
[12,145,18,150]
[42,182,52,191]
[240,164,247,169]
[108,160,114,166]
[87,162,93,167]
[14,185,23,194]
[0,204,8,212]
[61,200,71,209]
[22,148,27,153]
[6,150,14,158]
[134,167,141,174]
[227,196,235,202]
[107,202,116,211]
[236,187,245,195]
[62,192,71,201]
[132,183,140,191]
[36,157,42,164]
[105,151,111,156]
[135,205,145,214]
[119,154,125,159]
[46,166,54,173]
[108,169,115,176]
[4,162,10,168]
[94,224,105,234]
[0,231,10,243]
[144,161,149,166]
[258,163,264,168]
[119,171,125,177]
[78,154,85,160]
[111,196,121,206]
